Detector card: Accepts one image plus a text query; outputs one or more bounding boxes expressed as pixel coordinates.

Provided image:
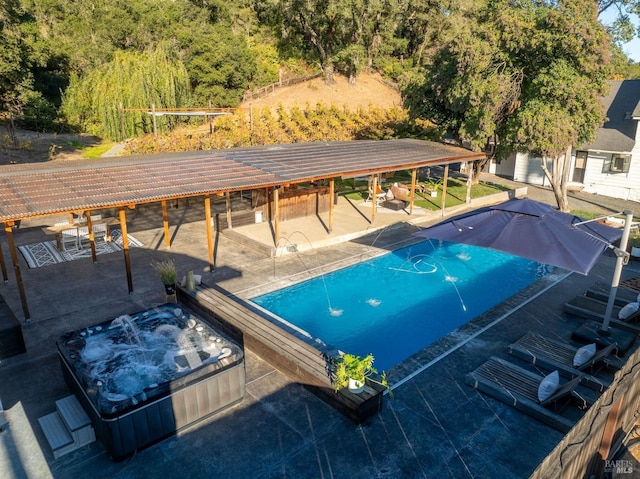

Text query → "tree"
[598,0,640,43]
[182,25,257,106]
[277,0,398,84]
[278,0,351,84]
[403,0,611,211]
[61,43,191,140]
[0,0,60,129]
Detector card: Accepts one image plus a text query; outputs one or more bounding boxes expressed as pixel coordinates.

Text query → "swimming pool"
[252,240,553,371]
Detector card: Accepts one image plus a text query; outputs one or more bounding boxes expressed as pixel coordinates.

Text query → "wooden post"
[266,187,271,221]
[409,168,417,215]
[225,192,233,229]
[371,175,378,223]
[4,223,29,321]
[151,103,157,138]
[466,161,473,205]
[204,195,214,271]
[84,212,97,263]
[328,178,335,232]
[273,187,280,242]
[0,234,8,283]
[441,164,450,215]
[118,207,133,294]
[208,100,213,136]
[161,200,171,248]
[119,102,126,142]
[593,395,624,478]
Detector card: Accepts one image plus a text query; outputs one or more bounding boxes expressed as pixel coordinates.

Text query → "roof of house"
[0,139,484,222]
[586,80,640,153]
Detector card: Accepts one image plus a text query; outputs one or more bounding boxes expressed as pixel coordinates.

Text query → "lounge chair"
[585,282,638,307]
[508,332,621,391]
[465,356,590,433]
[564,295,640,332]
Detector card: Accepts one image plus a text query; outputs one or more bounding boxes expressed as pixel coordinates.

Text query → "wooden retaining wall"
[177,283,384,422]
[529,344,640,478]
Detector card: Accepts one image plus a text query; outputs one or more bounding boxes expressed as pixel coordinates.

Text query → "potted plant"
[630,234,640,258]
[151,259,177,294]
[425,178,442,197]
[333,352,389,394]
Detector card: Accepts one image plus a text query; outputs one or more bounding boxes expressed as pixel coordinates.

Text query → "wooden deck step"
[38,412,74,459]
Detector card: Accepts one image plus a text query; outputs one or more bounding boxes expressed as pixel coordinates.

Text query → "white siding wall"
[580,120,640,201]
[513,152,547,186]
[583,151,640,201]
[488,152,516,177]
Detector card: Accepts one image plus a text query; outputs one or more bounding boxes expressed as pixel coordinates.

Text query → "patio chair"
[55,221,79,251]
[365,184,387,205]
[91,223,108,244]
[465,356,590,433]
[508,332,621,391]
[78,223,107,249]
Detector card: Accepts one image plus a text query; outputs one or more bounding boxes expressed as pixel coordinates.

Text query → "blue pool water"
[252,240,552,371]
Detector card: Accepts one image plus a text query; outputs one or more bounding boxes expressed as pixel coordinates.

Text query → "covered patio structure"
[0,139,484,321]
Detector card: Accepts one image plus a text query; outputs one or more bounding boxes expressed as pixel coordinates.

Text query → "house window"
[603,154,631,174]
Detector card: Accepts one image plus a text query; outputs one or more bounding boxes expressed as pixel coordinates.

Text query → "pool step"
[38,395,96,459]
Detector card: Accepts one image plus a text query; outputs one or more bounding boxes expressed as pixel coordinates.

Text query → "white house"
[488,79,640,202]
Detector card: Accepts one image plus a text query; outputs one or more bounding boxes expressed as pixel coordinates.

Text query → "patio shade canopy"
[0,139,485,223]
[413,198,623,275]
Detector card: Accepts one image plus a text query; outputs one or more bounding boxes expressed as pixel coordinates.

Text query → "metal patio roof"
[0,139,484,222]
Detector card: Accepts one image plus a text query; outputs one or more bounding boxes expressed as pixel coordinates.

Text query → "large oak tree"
[403,0,612,211]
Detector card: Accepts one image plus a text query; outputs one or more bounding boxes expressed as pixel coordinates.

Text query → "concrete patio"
[0,176,639,479]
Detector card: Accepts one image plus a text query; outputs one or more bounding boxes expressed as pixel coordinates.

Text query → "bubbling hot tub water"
[57,304,245,460]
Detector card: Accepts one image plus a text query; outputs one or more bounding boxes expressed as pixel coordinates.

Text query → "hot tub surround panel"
[57,304,245,460]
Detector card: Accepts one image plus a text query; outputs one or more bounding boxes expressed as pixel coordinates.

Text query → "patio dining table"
[41,217,120,251]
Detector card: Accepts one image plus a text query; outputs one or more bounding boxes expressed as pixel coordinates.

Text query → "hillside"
[239,72,402,111]
[0,72,403,164]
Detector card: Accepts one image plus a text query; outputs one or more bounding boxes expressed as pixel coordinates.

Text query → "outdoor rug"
[18,229,143,269]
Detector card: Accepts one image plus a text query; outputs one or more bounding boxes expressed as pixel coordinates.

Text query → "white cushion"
[573,343,596,367]
[537,370,560,403]
[618,302,639,320]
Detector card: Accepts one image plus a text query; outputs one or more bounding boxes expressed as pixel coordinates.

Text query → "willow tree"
[62,43,191,140]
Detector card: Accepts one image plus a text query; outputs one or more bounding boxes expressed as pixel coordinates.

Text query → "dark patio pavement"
[0,174,639,479]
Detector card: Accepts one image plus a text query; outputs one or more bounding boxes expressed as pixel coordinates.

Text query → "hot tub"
[57,303,245,460]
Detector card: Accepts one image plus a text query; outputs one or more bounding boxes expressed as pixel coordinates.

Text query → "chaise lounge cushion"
[619,301,639,320]
[537,370,559,402]
[573,343,596,367]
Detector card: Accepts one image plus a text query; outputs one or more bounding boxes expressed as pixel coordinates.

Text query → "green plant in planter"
[424,177,443,192]
[629,234,640,257]
[333,352,389,393]
[151,259,177,292]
